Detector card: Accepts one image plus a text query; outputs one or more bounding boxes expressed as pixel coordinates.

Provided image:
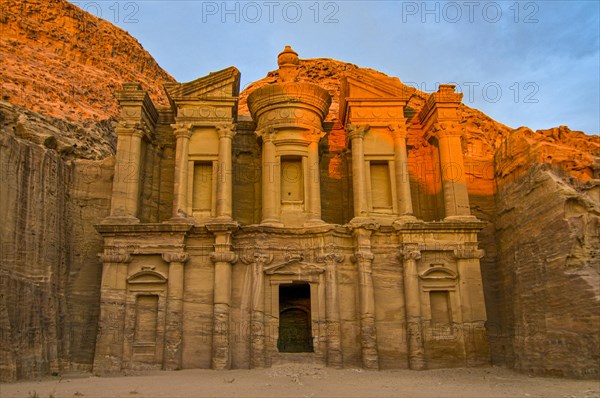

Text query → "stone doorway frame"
[263,261,327,365]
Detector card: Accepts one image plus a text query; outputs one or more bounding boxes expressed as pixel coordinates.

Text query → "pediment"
[341,71,412,100]
[264,259,325,276]
[419,266,457,281]
[164,67,241,104]
[127,270,167,284]
[340,70,413,124]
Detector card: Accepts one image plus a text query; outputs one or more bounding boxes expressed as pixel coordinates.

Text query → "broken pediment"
[264,259,325,276]
[339,70,413,126]
[164,67,241,104]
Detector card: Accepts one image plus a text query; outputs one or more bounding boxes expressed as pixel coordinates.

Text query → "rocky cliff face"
[0,0,174,122]
[1,0,599,382]
[0,0,173,381]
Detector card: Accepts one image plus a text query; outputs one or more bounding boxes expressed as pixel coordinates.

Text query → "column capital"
[351,250,374,263]
[346,124,370,140]
[431,121,462,138]
[171,123,192,138]
[210,251,238,264]
[308,128,326,142]
[162,252,190,264]
[240,248,274,266]
[399,243,422,261]
[388,123,408,139]
[399,249,421,261]
[255,126,276,142]
[216,123,237,139]
[316,243,344,264]
[114,125,145,139]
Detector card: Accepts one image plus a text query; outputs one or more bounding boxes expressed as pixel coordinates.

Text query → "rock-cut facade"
[94,47,490,372]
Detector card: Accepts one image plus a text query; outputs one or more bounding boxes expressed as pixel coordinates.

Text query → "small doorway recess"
[277,283,313,352]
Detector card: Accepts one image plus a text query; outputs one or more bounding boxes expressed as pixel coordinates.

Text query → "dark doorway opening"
[278,283,313,353]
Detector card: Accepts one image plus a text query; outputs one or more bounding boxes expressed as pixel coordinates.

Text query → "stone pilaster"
[351,225,379,369]
[419,84,473,220]
[435,125,472,219]
[93,252,132,373]
[258,128,281,226]
[390,122,415,219]
[241,249,273,368]
[216,124,236,220]
[347,124,370,220]
[161,251,189,370]
[208,226,238,370]
[105,126,144,223]
[306,129,325,225]
[171,124,193,221]
[399,245,426,370]
[317,245,344,368]
[453,244,488,366]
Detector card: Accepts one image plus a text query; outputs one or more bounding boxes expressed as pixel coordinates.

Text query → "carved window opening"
[192,161,213,212]
[370,161,393,210]
[134,294,159,346]
[281,156,304,203]
[429,290,452,326]
[277,283,313,353]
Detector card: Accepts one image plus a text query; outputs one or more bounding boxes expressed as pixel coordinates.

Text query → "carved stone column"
[162,251,189,370]
[259,129,281,225]
[453,245,488,366]
[351,226,379,369]
[390,123,415,218]
[209,229,238,370]
[242,250,273,368]
[436,126,471,218]
[216,124,236,220]
[107,126,144,222]
[317,245,344,368]
[93,252,132,373]
[347,125,370,219]
[171,124,192,220]
[400,245,426,370]
[306,129,325,225]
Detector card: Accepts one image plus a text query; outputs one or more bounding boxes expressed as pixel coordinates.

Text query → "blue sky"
[74,1,599,134]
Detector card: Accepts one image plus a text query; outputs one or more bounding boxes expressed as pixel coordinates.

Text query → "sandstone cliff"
[0,0,172,381]
[1,0,599,382]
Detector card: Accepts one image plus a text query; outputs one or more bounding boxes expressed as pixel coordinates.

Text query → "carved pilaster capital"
[388,123,408,140]
[255,126,276,142]
[241,247,274,267]
[210,251,238,264]
[171,123,192,139]
[431,122,461,138]
[399,250,422,261]
[317,252,344,264]
[346,124,370,141]
[99,253,132,263]
[351,251,374,263]
[316,244,344,264]
[162,252,190,264]
[308,128,326,142]
[216,123,237,139]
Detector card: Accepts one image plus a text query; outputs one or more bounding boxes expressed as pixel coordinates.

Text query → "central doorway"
[277,283,313,353]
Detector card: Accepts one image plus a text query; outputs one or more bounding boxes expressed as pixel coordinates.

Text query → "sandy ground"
[1,365,599,398]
